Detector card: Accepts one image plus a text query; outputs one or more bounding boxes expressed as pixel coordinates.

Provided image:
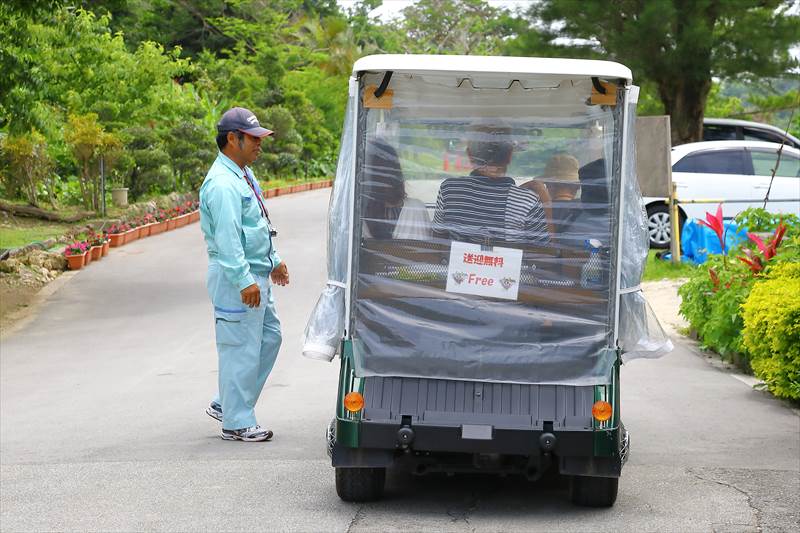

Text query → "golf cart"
[303,54,671,507]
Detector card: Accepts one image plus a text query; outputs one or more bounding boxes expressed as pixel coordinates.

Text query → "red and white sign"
[445,241,523,300]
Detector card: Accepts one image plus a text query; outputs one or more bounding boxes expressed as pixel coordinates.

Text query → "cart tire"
[335,467,386,502]
[570,475,618,507]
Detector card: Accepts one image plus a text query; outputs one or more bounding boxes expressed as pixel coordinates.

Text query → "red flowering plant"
[106,222,130,235]
[738,221,787,274]
[154,209,168,222]
[88,231,107,247]
[695,204,730,287]
[128,217,141,228]
[141,212,156,225]
[63,241,88,257]
[697,204,727,265]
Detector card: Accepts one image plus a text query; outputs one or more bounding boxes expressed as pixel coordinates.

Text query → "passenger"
[432,124,549,246]
[521,153,581,236]
[362,139,432,240]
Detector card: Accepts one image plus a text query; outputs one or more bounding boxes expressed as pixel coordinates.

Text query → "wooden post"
[670,182,681,265]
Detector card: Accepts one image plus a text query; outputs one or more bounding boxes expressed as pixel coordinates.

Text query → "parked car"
[644,140,800,248]
[701,118,800,150]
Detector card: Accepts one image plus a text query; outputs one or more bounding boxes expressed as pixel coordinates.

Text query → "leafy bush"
[678,255,754,359]
[741,263,800,401]
[735,207,800,236]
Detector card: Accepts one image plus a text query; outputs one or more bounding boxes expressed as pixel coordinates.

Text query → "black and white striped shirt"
[432,174,550,245]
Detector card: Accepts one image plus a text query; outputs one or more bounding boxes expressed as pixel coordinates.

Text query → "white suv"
[644,140,800,248]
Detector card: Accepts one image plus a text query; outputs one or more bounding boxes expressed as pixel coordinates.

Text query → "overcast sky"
[337,0,533,21]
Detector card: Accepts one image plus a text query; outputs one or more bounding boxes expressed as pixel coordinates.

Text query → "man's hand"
[271,262,289,286]
[240,283,261,308]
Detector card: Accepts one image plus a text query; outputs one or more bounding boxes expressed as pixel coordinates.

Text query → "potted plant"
[139,213,156,237]
[63,242,88,270]
[126,218,141,242]
[107,223,129,247]
[89,233,105,261]
[190,200,201,223]
[172,205,188,228]
[149,209,166,235]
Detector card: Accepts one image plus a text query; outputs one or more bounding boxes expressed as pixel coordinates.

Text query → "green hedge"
[678,229,800,401]
[741,263,800,401]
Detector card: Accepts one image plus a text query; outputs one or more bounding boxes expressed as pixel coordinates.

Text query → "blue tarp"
[679,219,748,264]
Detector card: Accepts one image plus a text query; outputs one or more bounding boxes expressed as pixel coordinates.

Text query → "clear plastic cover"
[303,69,672,379]
[618,90,673,360]
[301,86,356,361]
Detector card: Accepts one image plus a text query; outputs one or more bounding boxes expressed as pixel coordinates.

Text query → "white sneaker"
[221,425,273,442]
[206,402,223,422]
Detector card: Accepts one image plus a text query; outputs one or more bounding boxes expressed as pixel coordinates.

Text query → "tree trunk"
[78,160,92,210]
[658,76,712,146]
[0,200,93,222]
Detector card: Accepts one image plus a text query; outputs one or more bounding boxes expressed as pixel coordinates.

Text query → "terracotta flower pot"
[150,221,165,235]
[109,233,125,247]
[178,213,191,227]
[140,224,151,238]
[84,249,92,266]
[166,218,177,231]
[65,254,84,270]
[125,228,139,243]
[191,210,201,223]
[90,245,103,261]
[265,188,278,198]
[277,186,293,196]
[102,241,110,256]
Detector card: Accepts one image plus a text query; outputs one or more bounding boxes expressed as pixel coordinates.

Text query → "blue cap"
[216,107,273,137]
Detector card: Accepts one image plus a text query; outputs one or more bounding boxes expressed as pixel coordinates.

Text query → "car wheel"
[335,467,386,502]
[570,475,618,507]
[646,204,684,249]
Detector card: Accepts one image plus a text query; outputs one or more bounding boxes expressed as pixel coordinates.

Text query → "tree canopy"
[520,0,800,144]
[0,0,798,207]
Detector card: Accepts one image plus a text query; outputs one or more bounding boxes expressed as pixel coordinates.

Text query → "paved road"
[1,188,798,532]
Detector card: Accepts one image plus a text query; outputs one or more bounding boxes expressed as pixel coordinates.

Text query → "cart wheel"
[570,475,618,507]
[335,467,386,502]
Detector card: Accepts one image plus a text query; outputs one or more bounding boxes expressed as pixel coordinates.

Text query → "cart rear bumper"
[333,419,624,478]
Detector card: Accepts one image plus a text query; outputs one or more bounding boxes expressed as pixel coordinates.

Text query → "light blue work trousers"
[207,262,282,430]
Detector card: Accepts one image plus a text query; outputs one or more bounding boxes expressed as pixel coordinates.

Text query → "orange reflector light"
[592,401,612,421]
[344,392,364,413]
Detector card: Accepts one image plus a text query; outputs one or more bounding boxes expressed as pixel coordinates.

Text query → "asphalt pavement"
[1,188,798,532]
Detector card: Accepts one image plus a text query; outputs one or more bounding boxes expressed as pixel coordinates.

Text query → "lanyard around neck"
[242,171,270,223]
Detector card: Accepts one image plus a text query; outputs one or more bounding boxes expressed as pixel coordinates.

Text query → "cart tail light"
[344,392,364,413]
[592,400,612,422]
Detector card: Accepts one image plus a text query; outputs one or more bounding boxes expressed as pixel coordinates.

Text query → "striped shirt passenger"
[432,172,550,245]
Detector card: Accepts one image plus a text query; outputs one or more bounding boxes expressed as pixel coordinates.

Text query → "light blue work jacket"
[199,152,281,291]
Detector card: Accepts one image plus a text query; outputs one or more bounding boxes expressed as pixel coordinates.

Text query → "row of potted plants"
[63,201,200,270]
[263,179,332,198]
[62,233,111,270]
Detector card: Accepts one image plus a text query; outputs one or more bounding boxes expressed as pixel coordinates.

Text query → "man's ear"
[227,131,238,146]
[502,147,513,166]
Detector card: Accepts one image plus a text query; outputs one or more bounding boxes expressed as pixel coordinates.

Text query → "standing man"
[200,107,289,442]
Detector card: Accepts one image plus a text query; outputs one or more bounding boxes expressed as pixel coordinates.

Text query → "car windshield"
[350,72,625,384]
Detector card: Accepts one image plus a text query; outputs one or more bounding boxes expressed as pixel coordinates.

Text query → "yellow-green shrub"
[741,262,800,401]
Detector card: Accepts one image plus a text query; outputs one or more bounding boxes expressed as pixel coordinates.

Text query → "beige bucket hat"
[543,153,579,183]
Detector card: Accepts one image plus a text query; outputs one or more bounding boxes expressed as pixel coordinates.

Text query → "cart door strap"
[327,280,347,288]
[619,285,642,294]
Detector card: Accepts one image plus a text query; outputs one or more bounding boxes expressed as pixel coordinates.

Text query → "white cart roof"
[353,54,632,82]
